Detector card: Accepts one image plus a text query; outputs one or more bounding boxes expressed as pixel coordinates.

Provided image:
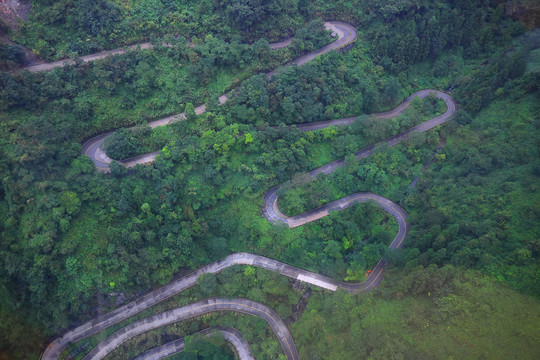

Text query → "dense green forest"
[0,0,539,359]
[14,0,318,61]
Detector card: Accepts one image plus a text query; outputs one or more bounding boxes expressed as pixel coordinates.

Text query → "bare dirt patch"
[0,0,31,30]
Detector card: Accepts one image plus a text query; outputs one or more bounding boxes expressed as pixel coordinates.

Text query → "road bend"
[82,298,297,360]
[133,326,254,360]
[263,90,457,228]
[79,21,358,172]
[41,22,458,360]
[43,248,431,359]
[263,89,457,291]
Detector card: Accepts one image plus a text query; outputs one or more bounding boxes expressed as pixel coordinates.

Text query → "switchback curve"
[263,90,456,230]
[41,249,426,360]
[133,327,254,360]
[82,298,297,360]
[41,22,458,360]
[262,89,457,293]
[80,21,358,171]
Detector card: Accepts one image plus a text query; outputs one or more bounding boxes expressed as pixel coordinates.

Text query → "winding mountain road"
[40,21,458,360]
[263,90,457,232]
[80,21,357,172]
[82,299,296,360]
[133,327,254,360]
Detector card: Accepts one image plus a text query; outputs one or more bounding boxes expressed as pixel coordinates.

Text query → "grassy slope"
[291,268,540,359]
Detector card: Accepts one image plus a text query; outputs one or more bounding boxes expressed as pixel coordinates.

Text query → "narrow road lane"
[20,32,294,73]
[82,298,297,360]
[20,43,154,73]
[41,22,458,360]
[263,90,456,228]
[133,327,254,360]
[80,22,358,172]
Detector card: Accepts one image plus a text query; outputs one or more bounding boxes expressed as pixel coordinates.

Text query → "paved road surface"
[263,89,456,229]
[82,299,297,360]
[133,327,254,360]
[80,21,357,172]
[20,34,293,73]
[42,25,359,360]
[41,23,458,360]
[20,43,154,73]
[43,249,426,360]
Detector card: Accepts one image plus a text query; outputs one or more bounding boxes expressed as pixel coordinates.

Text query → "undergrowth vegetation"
[0,1,539,359]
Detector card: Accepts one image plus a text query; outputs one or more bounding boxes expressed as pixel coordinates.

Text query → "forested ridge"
[0,1,539,359]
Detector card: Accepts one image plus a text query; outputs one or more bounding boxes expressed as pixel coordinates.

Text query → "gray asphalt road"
[263,90,456,291]
[42,250,411,360]
[82,299,297,360]
[133,327,254,360]
[80,22,357,172]
[43,25,360,360]
[263,89,457,228]
[41,24,458,360]
[20,43,154,73]
[20,33,295,73]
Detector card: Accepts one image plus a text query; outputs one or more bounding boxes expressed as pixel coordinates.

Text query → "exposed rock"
[504,0,540,29]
